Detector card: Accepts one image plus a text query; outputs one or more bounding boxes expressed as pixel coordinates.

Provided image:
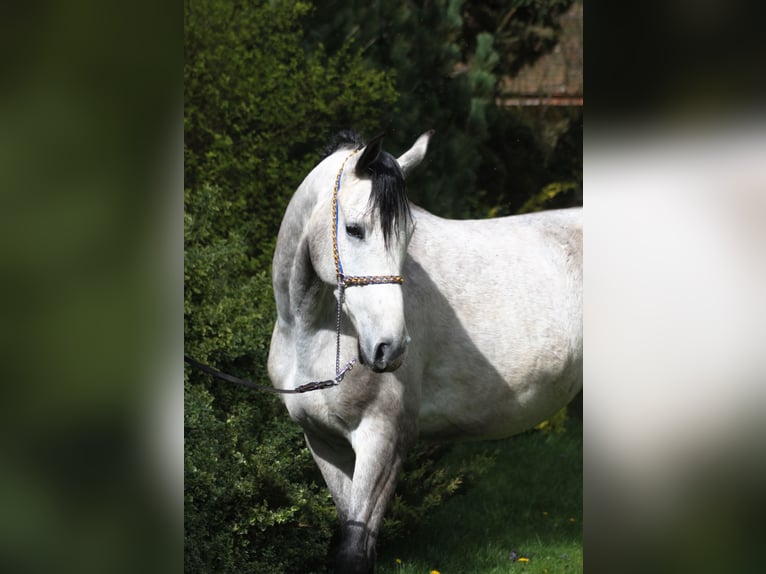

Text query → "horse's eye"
[345,224,365,240]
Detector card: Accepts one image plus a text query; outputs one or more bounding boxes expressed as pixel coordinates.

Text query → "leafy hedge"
[183,1,397,571]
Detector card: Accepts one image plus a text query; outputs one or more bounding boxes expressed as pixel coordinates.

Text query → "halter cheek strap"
[331,148,405,288]
[329,147,405,378]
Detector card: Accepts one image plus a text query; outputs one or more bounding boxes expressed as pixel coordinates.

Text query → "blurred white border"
[585,121,766,542]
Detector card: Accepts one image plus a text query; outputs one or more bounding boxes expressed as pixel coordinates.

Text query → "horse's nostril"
[374,342,390,365]
[371,339,407,372]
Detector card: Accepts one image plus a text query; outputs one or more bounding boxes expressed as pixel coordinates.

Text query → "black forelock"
[364,150,411,248]
[322,130,411,247]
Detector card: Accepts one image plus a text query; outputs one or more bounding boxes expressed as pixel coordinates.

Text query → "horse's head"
[308,131,432,373]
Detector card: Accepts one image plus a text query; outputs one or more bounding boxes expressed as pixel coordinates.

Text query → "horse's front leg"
[336,416,414,574]
[304,430,355,523]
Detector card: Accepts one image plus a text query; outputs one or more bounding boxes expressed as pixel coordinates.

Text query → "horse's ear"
[397,130,434,177]
[355,133,385,177]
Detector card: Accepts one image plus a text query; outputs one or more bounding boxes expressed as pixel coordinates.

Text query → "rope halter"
[329,147,405,379]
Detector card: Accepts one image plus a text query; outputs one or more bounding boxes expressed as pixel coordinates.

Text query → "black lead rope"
[184,355,355,395]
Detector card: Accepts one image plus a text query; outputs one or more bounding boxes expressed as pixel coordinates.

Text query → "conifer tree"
[306,0,579,218]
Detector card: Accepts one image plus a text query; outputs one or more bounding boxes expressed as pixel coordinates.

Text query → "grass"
[377,419,582,574]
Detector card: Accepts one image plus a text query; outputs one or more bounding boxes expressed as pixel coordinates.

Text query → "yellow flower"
[395,558,402,565]
[518,557,529,563]
[430,570,440,574]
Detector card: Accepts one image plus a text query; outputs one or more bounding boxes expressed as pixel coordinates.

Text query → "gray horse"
[268,130,582,573]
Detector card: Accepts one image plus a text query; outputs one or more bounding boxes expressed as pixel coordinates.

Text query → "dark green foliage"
[184,378,337,573]
[305,0,498,217]
[184,179,337,572]
[305,0,581,218]
[184,0,396,268]
[461,0,574,76]
[476,105,583,216]
[383,443,496,542]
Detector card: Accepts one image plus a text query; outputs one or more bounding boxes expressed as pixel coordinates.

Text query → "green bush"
[184,1,399,571]
[383,444,496,543]
[184,379,337,573]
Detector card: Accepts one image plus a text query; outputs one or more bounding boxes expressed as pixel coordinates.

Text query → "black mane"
[322,130,411,247]
[320,129,364,159]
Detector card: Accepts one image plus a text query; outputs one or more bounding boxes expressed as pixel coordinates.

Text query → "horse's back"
[405,207,582,440]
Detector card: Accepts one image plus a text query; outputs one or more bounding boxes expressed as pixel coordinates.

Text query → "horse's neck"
[272,179,334,329]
